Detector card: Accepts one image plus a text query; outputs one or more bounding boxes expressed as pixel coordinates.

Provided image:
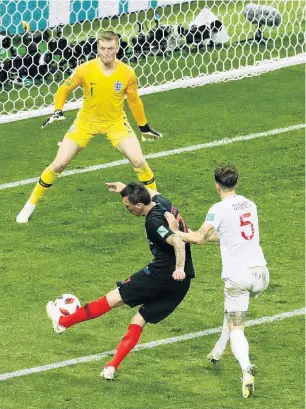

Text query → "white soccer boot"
[46,301,67,334]
[207,349,223,364]
[16,201,36,223]
[242,364,256,398]
[101,366,116,380]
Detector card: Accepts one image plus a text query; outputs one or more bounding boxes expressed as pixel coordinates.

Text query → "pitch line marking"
[0,124,305,191]
[0,307,304,381]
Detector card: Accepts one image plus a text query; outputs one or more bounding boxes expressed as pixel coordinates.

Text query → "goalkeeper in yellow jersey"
[16,31,162,224]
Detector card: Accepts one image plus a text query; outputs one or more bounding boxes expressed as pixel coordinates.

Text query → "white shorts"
[224,266,269,312]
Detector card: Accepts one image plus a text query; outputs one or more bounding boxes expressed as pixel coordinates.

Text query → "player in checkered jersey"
[47,182,195,380]
[165,164,269,398]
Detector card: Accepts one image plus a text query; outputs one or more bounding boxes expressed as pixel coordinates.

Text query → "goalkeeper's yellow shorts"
[64,115,136,148]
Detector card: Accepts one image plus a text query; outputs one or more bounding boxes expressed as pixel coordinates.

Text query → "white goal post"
[0,0,305,124]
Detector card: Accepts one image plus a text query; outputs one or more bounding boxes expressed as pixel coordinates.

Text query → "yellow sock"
[134,164,157,191]
[29,167,60,205]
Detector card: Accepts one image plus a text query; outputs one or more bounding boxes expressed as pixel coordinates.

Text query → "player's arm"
[105,182,127,193]
[165,234,186,281]
[206,230,220,242]
[178,222,216,245]
[105,182,160,199]
[146,216,186,281]
[42,69,83,128]
[54,68,83,111]
[165,212,217,245]
[126,71,162,142]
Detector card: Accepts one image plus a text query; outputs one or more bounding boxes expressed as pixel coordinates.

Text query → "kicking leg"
[46,288,124,334]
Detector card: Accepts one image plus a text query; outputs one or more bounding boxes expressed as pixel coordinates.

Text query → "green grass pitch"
[0,64,304,409]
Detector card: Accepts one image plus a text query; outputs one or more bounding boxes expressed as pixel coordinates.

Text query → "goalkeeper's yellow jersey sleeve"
[55,58,147,125]
[125,67,147,126]
[54,68,83,111]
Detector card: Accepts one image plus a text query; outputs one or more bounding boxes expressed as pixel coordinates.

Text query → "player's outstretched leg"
[101,314,145,380]
[46,301,68,334]
[46,296,112,333]
[16,167,59,223]
[17,137,82,223]
[46,289,123,334]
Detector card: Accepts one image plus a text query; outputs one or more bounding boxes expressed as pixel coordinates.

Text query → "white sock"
[230,328,250,371]
[214,315,230,353]
[25,201,36,210]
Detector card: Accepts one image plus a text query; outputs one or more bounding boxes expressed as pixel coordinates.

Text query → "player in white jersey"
[165,165,269,398]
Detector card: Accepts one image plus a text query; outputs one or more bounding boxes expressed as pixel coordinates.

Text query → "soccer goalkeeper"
[17,31,162,223]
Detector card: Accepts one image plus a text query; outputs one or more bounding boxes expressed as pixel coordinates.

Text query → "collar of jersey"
[222,194,237,201]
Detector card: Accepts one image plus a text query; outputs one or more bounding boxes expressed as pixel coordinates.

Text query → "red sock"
[106,324,143,370]
[59,296,112,329]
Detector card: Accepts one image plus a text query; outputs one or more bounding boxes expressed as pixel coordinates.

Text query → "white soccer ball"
[54,293,81,316]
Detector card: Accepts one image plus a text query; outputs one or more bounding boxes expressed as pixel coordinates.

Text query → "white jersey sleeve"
[205,195,266,279]
[205,203,222,230]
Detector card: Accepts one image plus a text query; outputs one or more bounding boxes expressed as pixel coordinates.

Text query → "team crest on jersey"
[206,213,215,221]
[114,81,123,92]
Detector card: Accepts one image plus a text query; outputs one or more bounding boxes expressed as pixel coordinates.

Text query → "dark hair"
[120,182,151,205]
[214,165,239,189]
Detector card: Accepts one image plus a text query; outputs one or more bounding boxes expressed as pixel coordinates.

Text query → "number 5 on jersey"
[240,213,255,240]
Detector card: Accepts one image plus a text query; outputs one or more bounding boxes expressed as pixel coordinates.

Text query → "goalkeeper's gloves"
[42,110,65,129]
[139,123,163,142]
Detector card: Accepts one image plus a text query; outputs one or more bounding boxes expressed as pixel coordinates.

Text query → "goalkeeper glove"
[139,123,163,142]
[42,110,65,129]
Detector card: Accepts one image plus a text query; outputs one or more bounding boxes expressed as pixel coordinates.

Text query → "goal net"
[0,0,304,123]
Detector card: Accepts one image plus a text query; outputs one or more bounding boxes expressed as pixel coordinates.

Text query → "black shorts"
[117,269,191,324]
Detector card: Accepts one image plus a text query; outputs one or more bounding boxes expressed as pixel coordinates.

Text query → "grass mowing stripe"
[1,307,304,382]
[0,124,305,191]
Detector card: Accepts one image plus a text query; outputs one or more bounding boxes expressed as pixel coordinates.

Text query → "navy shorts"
[117,269,191,324]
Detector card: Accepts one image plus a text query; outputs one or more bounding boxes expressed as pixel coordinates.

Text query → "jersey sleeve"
[54,67,83,111]
[146,215,173,244]
[126,69,147,126]
[204,204,222,231]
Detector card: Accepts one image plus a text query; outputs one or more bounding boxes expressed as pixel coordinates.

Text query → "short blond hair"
[97,31,119,44]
